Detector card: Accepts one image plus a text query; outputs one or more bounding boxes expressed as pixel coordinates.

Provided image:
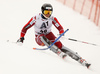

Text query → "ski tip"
[86,64,91,69]
[33,48,36,50]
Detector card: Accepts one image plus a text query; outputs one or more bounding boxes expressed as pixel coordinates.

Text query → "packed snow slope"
[0,0,100,74]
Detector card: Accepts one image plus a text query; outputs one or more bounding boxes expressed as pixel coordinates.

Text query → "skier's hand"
[17,37,24,43]
[59,33,64,36]
[17,37,24,46]
[59,30,64,36]
[57,33,64,38]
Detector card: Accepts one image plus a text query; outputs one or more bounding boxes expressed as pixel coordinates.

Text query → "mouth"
[43,14,51,18]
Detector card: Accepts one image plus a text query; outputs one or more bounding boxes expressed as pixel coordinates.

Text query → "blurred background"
[57,0,100,27]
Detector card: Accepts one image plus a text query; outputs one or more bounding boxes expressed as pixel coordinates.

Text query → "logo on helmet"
[46,7,52,10]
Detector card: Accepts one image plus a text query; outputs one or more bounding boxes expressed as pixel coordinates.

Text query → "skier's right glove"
[17,37,25,43]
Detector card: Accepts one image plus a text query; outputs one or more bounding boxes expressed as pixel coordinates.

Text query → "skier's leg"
[61,46,80,61]
[35,34,64,57]
[35,34,45,46]
[40,36,67,59]
[45,32,63,49]
[61,46,91,68]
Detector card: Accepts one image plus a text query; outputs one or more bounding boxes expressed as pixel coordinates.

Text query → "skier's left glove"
[59,30,64,36]
[17,37,25,43]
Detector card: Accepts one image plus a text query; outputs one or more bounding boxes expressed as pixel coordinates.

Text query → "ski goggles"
[43,10,52,15]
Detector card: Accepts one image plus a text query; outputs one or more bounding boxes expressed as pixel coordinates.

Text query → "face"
[43,10,52,18]
[44,14,51,18]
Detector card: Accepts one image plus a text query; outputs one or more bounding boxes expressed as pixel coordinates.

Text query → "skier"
[17,3,91,68]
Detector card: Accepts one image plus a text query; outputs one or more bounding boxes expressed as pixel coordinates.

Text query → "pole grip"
[68,38,77,41]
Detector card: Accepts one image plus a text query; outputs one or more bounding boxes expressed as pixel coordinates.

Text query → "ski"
[86,63,91,68]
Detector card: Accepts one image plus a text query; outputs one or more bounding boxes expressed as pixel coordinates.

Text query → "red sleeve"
[52,17,64,34]
[20,17,35,38]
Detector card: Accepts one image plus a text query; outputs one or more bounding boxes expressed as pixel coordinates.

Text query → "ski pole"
[64,37,100,46]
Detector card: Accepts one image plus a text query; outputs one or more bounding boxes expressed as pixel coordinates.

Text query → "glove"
[59,30,64,36]
[59,33,64,36]
[17,37,25,43]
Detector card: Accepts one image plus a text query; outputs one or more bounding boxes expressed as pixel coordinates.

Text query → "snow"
[0,0,100,74]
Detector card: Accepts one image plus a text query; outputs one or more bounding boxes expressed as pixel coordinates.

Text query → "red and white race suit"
[20,13,64,49]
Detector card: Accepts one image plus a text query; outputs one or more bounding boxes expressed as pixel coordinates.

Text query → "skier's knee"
[35,35,45,46]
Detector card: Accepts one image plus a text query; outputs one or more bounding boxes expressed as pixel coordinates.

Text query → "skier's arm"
[17,17,36,43]
[20,17,36,38]
[52,17,64,34]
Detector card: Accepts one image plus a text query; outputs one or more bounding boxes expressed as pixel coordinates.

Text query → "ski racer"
[17,3,91,68]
